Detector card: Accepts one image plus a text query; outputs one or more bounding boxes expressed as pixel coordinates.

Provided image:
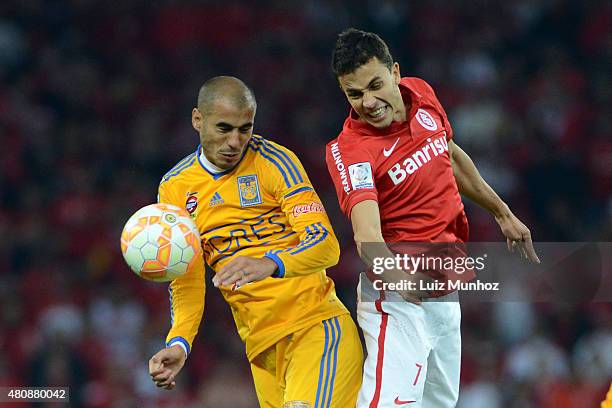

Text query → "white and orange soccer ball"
[120,203,202,282]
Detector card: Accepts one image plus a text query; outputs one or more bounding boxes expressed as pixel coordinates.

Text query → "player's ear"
[392,62,401,85]
[192,108,202,132]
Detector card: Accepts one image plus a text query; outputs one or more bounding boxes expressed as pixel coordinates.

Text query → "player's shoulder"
[249,134,307,186]
[326,130,362,158]
[159,149,199,186]
[401,76,437,97]
[249,134,302,165]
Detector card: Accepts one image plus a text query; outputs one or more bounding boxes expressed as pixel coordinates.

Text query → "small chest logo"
[237,174,262,207]
[185,194,198,214]
[415,108,438,131]
[209,192,224,207]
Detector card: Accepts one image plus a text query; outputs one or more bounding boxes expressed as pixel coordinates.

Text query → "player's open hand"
[495,210,540,263]
[149,345,186,390]
[213,256,278,289]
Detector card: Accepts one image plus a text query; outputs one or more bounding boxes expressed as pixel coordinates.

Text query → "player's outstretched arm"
[149,345,187,390]
[448,141,540,263]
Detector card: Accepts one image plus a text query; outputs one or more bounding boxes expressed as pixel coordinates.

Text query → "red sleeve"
[325,137,378,218]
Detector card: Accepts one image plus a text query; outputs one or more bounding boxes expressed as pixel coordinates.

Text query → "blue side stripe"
[321,318,336,408]
[315,320,330,408]
[168,152,196,174]
[248,143,291,188]
[166,152,196,176]
[164,155,196,181]
[290,223,328,255]
[251,137,298,185]
[284,186,313,199]
[288,225,319,254]
[262,138,304,183]
[325,317,342,408]
[168,286,174,325]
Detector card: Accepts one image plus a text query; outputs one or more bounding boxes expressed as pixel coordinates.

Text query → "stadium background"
[1,0,610,406]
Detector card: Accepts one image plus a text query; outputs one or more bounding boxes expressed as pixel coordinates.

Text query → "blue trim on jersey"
[315,320,330,408]
[284,186,314,199]
[163,153,197,181]
[167,152,196,175]
[251,136,303,186]
[325,317,341,407]
[258,137,304,183]
[289,223,329,255]
[166,336,190,355]
[248,142,291,188]
[288,225,315,254]
[322,318,336,408]
[264,251,285,278]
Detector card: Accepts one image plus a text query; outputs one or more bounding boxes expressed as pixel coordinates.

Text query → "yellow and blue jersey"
[158,134,349,361]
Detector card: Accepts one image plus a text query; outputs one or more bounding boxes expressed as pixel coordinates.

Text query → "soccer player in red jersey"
[325,29,540,408]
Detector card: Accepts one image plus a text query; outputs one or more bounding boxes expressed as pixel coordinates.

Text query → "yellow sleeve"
[259,142,340,278]
[158,180,205,355]
[603,382,612,408]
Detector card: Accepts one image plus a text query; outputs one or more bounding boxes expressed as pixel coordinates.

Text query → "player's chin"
[218,153,240,167]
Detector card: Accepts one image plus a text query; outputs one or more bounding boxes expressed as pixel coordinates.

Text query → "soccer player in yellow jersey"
[148,76,363,407]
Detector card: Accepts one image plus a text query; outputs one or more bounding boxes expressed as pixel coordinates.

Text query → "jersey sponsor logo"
[415,108,438,131]
[383,137,400,157]
[186,194,198,214]
[349,162,374,189]
[237,174,262,207]
[204,209,289,266]
[209,192,224,207]
[330,142,350,193]
[387,134,448,185]
[292,202,325,218]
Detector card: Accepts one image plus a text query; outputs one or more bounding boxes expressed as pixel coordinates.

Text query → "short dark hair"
[197,76,257,114]
[331,28,394,77]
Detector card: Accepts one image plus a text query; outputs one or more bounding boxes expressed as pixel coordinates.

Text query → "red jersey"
[326,77,468,244]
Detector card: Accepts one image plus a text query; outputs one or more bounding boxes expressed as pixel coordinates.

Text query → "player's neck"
[393,102,407,123]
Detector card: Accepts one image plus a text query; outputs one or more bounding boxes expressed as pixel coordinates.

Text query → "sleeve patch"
[348,162,374,190]
[292,202,325,218]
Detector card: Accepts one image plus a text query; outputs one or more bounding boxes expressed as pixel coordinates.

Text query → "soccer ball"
[120,203,202,282]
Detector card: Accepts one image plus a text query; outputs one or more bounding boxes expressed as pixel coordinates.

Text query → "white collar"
[199,148,224,174]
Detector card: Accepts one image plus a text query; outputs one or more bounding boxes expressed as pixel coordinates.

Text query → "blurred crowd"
[0,0,610,406]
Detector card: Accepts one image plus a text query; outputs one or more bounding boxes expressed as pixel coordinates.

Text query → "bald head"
[197,76,257,114]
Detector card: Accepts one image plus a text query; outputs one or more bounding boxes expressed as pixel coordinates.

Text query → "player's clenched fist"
[149,345,186,390]
[212,256,278,288]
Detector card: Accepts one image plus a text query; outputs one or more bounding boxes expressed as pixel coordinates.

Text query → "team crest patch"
[348,162,374,190]
[237,174,262,207]
[416,108,438,131]
[185,194,198,214]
